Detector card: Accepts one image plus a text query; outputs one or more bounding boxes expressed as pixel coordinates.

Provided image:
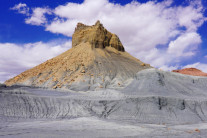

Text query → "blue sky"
[0,0,207,82]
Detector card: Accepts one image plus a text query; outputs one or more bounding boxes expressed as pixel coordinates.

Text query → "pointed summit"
[95,20,101,26]
[5,21,151,91]
[72,20,125,52]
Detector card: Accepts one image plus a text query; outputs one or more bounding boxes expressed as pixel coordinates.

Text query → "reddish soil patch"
[172,68,207,77]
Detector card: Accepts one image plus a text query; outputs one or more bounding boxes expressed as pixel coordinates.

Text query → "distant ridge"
[172,68,207,76]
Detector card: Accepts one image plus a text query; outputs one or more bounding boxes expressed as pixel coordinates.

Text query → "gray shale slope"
[0,69,207,138]
[1,69,207,124]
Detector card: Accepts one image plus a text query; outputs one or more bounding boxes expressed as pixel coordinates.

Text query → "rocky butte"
[5,21,151,91]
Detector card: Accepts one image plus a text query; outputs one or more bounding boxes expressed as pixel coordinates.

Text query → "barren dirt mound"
[172,68,207,77]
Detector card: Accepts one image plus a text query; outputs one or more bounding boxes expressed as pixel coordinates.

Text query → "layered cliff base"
[1,69,207,137]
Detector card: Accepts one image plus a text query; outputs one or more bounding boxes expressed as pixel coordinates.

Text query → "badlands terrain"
[1,21,207,137]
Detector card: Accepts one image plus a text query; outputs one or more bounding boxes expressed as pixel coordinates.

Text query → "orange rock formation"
[172,68,207,77]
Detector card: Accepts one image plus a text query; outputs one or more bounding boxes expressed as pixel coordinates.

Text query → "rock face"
[72,20,125,52]
[172,68,207,77]
[5,21,151,90]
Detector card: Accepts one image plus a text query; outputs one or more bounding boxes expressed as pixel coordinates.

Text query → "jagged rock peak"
[95,20,101,26]
[72,20,125,52]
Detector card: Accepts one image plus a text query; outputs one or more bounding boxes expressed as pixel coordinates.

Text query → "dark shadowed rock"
[0,83,6,88]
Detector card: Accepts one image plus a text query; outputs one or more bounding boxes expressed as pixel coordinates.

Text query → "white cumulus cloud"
[11,3,51,26]
[25,7,51,26]
[11,3,30,15]
[167,32,201,57]
[0,40,71,83]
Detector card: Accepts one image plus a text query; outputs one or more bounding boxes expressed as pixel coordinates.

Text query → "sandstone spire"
[72,20,125,52]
